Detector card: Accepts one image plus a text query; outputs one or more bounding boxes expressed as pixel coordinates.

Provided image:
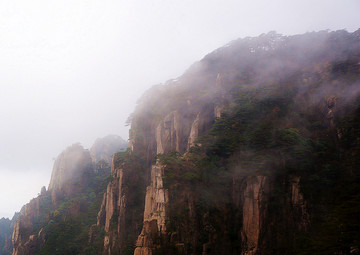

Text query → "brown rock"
[90,135,127,165]
[241,176,268,255]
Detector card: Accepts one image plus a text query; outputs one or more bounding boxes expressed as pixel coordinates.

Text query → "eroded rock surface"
[241,176,268,255]
[90,135,127,164]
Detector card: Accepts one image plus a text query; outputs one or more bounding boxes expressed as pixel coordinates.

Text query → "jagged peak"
[90,134,128,165]
[48,143,93,191]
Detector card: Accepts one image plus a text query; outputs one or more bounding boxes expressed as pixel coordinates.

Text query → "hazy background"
[0,0,358,218]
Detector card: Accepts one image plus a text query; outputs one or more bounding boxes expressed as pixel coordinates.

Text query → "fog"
[0,0,359,218]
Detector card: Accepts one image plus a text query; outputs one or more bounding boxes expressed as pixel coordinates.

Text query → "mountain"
[97,29,360,255]
[0,214,18,255]
[11,29,360,255]
[0,218,11,255]
[11,136,127,255]
[90,135,128,165]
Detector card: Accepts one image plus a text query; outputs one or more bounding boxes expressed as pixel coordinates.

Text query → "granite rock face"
[97,156,126,255]
[12,30,360,255]
[48,143,93,192]
[241,176,268,255]
[0,215,18,255]
[12,144,95,255]
[131,103,217,254]
[100,30,360,255]
[90,135,127,165]
[12,195,48,255]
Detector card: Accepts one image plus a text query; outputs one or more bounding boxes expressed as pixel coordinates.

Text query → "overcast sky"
[0,0,358,218]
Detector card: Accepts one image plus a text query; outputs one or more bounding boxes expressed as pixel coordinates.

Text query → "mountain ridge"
[100,29,360,255]
[8,29,360,254]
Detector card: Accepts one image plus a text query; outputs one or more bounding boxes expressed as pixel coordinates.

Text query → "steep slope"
[48,143,94,204]
[0,218,11,255]
[12,136,125,255]
[0,214,18,255]
[98,29,360,254]
[12,144,95,255]
[90,135,128,165]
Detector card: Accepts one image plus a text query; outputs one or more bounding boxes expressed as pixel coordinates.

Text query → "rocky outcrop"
[48,143,93,192]
[48,143,94,206]
[187,112,201,149]
[94,91,220,254]
[290,176,310,230]
[12,193,48,255]
[90,135,127,165]
[130,104,218,254]
[90,30,360,254]
[0,215,18,255]
[97,156,126,255]
[142,165,168,233]
[156,111,186,154]
[134,220,158,255]
[12,143,98,255]
[241,176,268,255]
[133,165,168,255]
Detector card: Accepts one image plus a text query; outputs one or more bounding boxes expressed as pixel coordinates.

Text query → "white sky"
[0,0,359,218]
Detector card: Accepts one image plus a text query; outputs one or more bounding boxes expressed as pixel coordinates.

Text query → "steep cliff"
[11,30,360,255]
[0,214,18,255]
[99,29,360,254]
[96,149,147,255]
[90,135,128,165]
[12,191,50,255]
[12,136,124,255]
[48,143,94,205]
[0,218,11,255]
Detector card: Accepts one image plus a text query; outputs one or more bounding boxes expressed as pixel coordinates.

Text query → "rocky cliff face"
[133,164,168,255]
[48,144,93,191]
[0,214,18,255]
[10,30,360,255]
[90,135,128,165]
[12,142,110,255]
[12,190,49,255]
[96,156,126,255]
[96,148,147,255]
[99,29,360,255]
[241,176,268,255]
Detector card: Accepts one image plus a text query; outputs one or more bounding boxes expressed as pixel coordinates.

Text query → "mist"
[0,0,359,218]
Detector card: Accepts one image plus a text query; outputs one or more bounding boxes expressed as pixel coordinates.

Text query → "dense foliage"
[9,30,359,255]
[153,30,360,254]
[34,162,110,255]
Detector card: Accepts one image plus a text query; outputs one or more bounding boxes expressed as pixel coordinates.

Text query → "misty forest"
[1,29,360,255]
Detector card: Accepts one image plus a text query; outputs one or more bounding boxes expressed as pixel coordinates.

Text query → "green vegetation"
[10,30,359,255]
[156,54,360,253]
[101,150,147,255]
[31,162,111,255]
